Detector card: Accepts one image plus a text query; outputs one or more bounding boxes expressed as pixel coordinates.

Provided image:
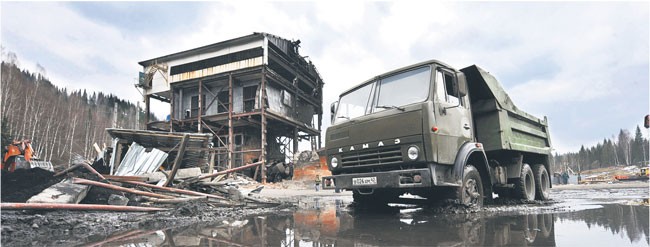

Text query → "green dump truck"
[322,60,553,207]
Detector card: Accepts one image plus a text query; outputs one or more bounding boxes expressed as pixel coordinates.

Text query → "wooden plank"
[164,134,190,187]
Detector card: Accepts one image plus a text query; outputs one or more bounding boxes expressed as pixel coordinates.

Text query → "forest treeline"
[1,51,647,171]
[1,53,154,168]
[553,127,649,172]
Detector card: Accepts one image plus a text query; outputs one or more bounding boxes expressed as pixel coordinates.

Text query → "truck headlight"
[331,157,339,168]
[407,146,419,160]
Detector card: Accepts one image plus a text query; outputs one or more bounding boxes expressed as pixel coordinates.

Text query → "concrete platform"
[27,179,90,204]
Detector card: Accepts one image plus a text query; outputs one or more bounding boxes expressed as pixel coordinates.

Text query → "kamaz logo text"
[338,139,401,153]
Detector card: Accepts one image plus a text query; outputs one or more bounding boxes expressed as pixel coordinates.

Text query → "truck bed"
[460,65,552,155]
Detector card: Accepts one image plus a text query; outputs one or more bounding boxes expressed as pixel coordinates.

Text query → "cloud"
[2,2,647,153]
[2,2,146,102]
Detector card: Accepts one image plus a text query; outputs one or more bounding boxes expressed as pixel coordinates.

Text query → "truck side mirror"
[330,101,338,124]
[456,72,467,97]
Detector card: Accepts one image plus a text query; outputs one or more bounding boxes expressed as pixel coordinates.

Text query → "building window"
[217,91,229,113]
[243,85,257,112]
[189,94,205,118]
[282,90,293,107]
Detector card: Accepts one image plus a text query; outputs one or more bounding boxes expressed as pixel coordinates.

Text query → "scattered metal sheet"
[114,142,167,176]
[106,128,213,172]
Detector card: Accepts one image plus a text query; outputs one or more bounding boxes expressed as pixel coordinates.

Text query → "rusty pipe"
[73,178,175,199]
[1,203,167,212]
[119,180,226,200]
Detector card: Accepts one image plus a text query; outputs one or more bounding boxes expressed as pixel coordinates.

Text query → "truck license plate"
[352,176,377,186]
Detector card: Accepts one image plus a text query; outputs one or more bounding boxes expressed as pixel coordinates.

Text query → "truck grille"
[341,146,403,168]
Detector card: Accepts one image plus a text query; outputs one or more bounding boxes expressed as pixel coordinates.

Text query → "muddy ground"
[1,200,296,246]
[1,181,648,246]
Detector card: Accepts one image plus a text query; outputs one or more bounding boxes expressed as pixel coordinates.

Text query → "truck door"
[434,68,473,164]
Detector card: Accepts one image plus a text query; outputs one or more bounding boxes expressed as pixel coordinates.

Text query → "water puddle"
[83,198,648,246]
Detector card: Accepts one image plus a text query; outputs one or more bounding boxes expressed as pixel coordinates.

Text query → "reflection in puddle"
[88,201,649,246]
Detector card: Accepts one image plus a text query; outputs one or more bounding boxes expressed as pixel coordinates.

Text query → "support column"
[169,88,174,132]
[318,80,323,149]
[228,74,234,171]
[144,95,150,127]
[208,149,216,174]
[293,128,299,161]
[198,80,203,133]
[260,68,267,184]
[135,102,140,130]
[113,102,118,128]
[317,115,322,149]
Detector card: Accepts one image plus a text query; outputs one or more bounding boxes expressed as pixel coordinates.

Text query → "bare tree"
[618,129,632,165]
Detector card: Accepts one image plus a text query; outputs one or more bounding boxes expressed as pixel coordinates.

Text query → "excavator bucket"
[11,156,54,172]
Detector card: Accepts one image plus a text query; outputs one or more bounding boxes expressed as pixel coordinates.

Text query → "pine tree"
[631,125,646,164]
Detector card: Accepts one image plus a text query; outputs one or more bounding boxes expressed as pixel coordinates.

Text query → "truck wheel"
[532,164,550,200]
[514,163,536,201]
[457,165,484,207]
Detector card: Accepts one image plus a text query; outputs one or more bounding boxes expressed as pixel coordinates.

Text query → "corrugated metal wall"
[266,84,314,126]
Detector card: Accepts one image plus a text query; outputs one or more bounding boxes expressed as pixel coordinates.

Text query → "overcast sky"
[2,1,648,153]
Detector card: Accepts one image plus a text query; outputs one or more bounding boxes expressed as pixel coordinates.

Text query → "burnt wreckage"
[137,33,324,182]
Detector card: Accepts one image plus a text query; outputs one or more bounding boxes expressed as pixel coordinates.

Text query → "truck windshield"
[335,66,431,123]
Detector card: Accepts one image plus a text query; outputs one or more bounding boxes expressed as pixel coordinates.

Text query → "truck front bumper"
[322,168,432,190]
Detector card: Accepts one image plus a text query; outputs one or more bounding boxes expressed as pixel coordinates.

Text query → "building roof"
[138,32,295,67]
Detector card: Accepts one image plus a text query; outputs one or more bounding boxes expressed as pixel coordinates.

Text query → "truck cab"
[323,60,552,207]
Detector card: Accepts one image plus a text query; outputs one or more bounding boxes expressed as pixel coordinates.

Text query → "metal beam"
[198,80,203,133]
[265,110,319,136]
[261,67,267,183]
[293,128,299,161]
[228,73,234,171]
[144,95,150,125]
[170,88,175,132]
[149,93,171,103]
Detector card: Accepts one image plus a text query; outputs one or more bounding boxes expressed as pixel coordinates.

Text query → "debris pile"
[0,159,280,213]
[0,128,315,214]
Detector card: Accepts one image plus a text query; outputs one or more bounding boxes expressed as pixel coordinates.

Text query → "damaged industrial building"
[120,32,325,183]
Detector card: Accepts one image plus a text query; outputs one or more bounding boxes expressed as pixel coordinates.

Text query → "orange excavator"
[2,139,53,172]
[614,167,650,181]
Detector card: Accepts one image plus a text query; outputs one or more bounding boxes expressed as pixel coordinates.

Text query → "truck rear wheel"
[514,163,536,201]
[532,164,550,200]
[457,165,484,207]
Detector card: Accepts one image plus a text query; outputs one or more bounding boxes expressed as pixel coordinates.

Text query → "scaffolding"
[137,33,324,183]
